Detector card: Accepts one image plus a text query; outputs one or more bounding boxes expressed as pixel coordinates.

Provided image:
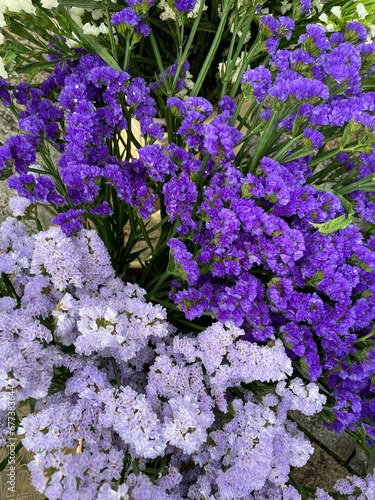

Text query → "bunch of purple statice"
[0,214,328,498]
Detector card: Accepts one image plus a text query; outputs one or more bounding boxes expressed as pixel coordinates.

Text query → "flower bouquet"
[1,0,375,498]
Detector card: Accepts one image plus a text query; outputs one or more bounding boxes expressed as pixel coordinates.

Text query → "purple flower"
[174,0,196,12]
[330,32,345,45]
[299,24,331,54]
[0,80,11,107]
[111,8,141,27]
[303,128,324,149]
[51,209,85,237]
[345,22,368,44]
[218,95,237,118]
[337,152,350,163]
[167,238,200,286]
[260,107,272,121]
[138,144,177,182]
[320,42,361,88]
[279,16,295,40]
[265,36,280,55]
[163,172,197,225]
[136,21,151,37]
[260,16,280,37]
[299,0,312,13]
[241,66,272,102]
[270,76,329,101]
[90,201,113,217]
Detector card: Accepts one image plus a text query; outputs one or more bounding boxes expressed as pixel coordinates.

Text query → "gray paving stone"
[289,411,356,463]
[292,443,350,491]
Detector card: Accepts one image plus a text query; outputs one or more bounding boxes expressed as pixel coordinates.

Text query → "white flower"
[92,8,105,21]
[70,7,84,26]
[9,197,32,217]
[356,3,368,20]
[330,6,341,18]
[280,0,292,14]
[370,25,375,38]
[319,13,328,23]
[0,32,4,45]
[326,23,336,32]
[312,0,323,13]
[41,0,59,7]
[2,0,36,14]
[187,0,207,19]
[218,52,246,84]
[0,56,7,79]
[82,22,109,37]
[158,0,176,21]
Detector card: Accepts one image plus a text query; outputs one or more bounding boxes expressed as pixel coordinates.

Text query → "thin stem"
[123,38,130,72]
[110,357,122,390]
[171,0,205,93]
[149,30,171,93]
[191,0,234,97]
[106,6,118,62]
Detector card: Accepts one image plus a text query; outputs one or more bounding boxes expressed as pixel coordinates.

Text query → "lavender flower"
[241,66,272,102]
[303,128,324,149]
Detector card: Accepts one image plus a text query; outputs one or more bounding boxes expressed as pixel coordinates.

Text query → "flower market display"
[1,0,375,498]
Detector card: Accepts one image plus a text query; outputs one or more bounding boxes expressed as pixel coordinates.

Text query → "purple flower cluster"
[111,1,154,39]
[0,216,330,498]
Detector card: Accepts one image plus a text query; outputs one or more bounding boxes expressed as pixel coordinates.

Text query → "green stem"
[191,0,234,97]
[230,96,245,127]
[123,38,130,72]
[110,357,122,390]
[106,6,118,62]
[247,111,278,173]
[356,327,375,343]
[0,442,23,472]
[223,4,258,99]
[149,30,171,93]
[35,205,43,231]
[147,271,170,299]
[273,133,303,162]
[171,0,205,93]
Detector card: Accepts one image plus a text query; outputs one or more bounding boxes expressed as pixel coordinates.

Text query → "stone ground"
[1,90,375,498]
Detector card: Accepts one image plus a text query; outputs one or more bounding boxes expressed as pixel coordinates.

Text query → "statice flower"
[303,128,324,149]
[167,238,200,285]
[75,284,168,361]
[299,0,312,14]
[345,21,368,44]
[174,0,197,12]
[0,79,11,106]
[51,209,85,236]
[111,8,141,28]
[241,66,272,102]
[298,24,331,55]
[8,196,32,216]
[270,76,329,101]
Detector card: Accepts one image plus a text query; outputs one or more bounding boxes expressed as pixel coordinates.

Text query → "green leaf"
[336,173,375,195]
[364,222,375,236]
[60,0,123,9]
[18,59,61,75]
[308,187,354,236]
[340,118,353,149]
[0,442,23,472]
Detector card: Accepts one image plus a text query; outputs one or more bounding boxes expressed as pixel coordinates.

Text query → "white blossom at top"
[356,3,368,19]
[330,6,342,18]
[0,56,7,78]
[41,0,59,7]
[281,0,292,14]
